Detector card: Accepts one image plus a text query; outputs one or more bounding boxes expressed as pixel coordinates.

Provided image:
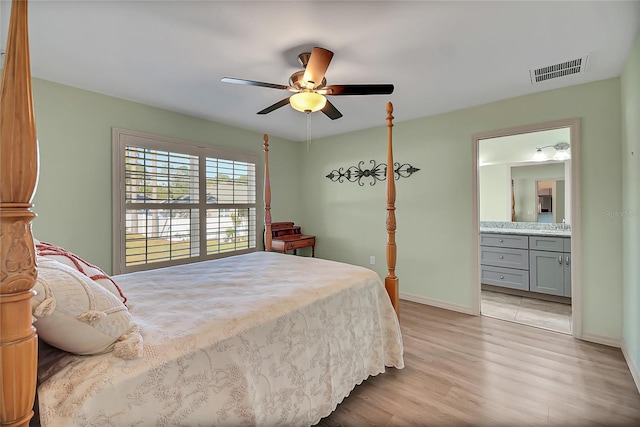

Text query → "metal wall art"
[325,160,420,186]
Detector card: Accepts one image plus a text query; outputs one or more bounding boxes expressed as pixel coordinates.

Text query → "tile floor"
[481,290,572,334]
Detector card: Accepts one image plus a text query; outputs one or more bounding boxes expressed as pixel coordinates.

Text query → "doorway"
[472,118,582,337]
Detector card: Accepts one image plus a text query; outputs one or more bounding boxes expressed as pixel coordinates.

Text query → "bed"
[35,252,402,426]
[0,1,402,426]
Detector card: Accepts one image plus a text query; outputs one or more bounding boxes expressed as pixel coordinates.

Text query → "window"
[113,129,257,274]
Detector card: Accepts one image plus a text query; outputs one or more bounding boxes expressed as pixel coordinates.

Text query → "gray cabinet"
[480,233,571,297]
[529,237,571,297]
[563,237,571,296]
[480,234,529,291]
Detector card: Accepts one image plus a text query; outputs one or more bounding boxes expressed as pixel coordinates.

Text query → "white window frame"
[112,128,257,274]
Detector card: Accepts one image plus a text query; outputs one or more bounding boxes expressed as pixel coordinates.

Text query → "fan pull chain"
[306,112,312,151]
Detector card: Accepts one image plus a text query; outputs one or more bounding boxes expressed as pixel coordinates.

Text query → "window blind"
[114,129,257,274]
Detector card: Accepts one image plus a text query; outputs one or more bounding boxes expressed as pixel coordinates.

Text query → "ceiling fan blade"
[302,47,334,89]
[324,84,394,96]
[257,97,291,115]
[222,77,290,91]
[321,99,343,120]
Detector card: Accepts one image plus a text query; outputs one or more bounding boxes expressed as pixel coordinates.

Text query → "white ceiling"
[479,128,571,166]
[1,0,639,142]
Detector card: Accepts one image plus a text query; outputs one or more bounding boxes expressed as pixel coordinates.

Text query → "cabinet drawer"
[529,236,564,252]
[481,266,529,291]
[563,237,571,252]
[285,237,315,250]
[480,246,529,270]
[480,233,528,249]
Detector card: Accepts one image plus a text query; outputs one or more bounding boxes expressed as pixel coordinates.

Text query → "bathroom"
[478,126,573,334]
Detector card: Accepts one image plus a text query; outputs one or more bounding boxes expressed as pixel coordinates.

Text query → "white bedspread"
[36,252,404,426]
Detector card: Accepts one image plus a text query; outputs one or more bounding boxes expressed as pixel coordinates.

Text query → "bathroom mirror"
[478,127,571,224]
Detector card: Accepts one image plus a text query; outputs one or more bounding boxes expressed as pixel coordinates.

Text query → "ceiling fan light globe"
[290,92,326,113]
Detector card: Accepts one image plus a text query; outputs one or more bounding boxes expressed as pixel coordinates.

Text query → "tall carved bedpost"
[263,134,272,252]
[385,102,399,316]
[0,1,39,426]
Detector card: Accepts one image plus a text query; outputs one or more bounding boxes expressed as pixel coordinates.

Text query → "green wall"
[299,78,623,341]
[479,163,510,222]
[621,32,640,385]
[31,78,301,274]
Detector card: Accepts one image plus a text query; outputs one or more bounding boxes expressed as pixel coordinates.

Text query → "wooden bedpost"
[385,102,399,316]
[263,134,272,252]
[0,1,39,426]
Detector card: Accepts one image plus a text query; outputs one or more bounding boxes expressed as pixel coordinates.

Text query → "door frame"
[471,118,582,339]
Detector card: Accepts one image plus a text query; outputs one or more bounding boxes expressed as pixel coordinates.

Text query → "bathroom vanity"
[480,223,571,298]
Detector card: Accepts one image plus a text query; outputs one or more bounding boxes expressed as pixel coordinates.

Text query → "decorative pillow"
[36,241,128,306]
[32,256,143,359]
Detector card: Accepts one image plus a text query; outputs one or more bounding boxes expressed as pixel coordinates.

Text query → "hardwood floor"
[318,300,640,427]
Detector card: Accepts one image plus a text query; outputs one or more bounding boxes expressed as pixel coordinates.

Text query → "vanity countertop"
[480,227,571,237]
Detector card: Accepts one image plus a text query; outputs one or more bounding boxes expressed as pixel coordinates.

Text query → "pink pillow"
[36,241,128,306]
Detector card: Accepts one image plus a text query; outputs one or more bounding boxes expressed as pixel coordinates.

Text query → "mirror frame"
[472,117,582,338]
[509,163,567,223]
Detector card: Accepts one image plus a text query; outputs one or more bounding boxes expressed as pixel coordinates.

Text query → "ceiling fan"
[221,47,394,120]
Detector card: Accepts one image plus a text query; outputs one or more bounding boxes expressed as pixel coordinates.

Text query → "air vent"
[529,55,589,84]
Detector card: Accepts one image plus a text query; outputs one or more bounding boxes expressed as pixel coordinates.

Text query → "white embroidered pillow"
[35,241,128,306]
[32,256,143,359]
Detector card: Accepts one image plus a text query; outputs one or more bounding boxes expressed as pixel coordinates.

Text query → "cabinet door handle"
[565,255,570,265]
[499,255,504,259]
[499,239,504,242]
[500,275,504,279]
[558,255,563,265]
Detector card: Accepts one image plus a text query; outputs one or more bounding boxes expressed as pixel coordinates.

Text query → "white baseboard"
[580,332,621,348]
[621,339,640,395]
[400,292,475,315]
